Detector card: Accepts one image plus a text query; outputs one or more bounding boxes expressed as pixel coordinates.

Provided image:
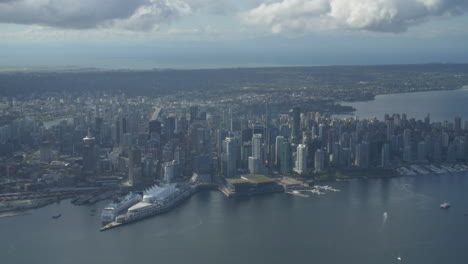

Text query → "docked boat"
[440,202,451,209]
[115,183,193,224]
[52,214,61,219]
[101,193,142,223]
[101,182,196,231]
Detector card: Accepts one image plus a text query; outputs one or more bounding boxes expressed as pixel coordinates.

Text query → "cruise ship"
[101,193,142,224]
[100,182,195,231]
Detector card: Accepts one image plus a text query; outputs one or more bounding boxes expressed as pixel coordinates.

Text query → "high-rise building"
[224,137,238,178]
[417,141,427,163]
[314,149,325,172]
[163,160,177,183]
[386,119,394,141]
[355,142,369,168]
[295,144,308,174]
[381,143,390,168]
[82,130,97,177]
[280,141,292,175]
[249,134,264,174]
[403,129,412,147]
[455,116,462,133]
[291,107,301,144]
[275,136,287,167]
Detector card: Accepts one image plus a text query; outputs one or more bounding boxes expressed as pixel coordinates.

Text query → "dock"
[100,221,122,231]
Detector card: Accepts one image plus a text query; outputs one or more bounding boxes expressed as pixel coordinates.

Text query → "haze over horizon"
[1,0,468,69]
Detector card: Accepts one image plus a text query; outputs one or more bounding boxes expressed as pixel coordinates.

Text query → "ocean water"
[1,173,468,264]
[338,88,468,122]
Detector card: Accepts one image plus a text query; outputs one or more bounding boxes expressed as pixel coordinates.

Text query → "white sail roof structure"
[142,184,177,203]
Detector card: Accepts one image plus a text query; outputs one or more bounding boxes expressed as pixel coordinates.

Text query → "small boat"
[440,202,451,209]
[397,256,402,261]
[52,214,62,219]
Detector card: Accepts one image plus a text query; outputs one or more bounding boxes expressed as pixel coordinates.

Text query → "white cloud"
[0,0,232,31]
[241,0,468,33]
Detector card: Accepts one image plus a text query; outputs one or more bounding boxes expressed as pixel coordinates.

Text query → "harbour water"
[1,173,468,264]
[338,87,468,122]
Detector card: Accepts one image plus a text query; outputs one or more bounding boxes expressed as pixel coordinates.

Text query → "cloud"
[241,0,468,33]
[0,0,229,31]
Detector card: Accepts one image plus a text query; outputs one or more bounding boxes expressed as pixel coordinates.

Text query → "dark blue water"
[338,88,468,122]
[2,173,468,264]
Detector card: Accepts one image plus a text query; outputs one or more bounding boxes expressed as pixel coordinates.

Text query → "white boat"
[440,202,451,209]
[101,193,142,223]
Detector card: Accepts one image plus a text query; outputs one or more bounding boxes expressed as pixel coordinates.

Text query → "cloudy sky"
[1,0,468,69]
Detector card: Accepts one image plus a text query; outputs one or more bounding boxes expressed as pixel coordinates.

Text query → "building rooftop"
[227,174,275,184]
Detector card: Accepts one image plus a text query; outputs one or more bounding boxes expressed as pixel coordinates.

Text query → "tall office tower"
[424,113,430,126]
[142,156,154,179]
[403,129,412,147]
[190,105,199,123]
[447,143,456,163]
[251,134,263,160]
[455,139,467,160]
[280,141,292,175]
[403,145,412,163]
[149,120,162,135]
[275,136,288,166]
[280,124,290,138]
[432,141,442,162]
[330,142,341,166]
[121,117,127,135]
[291,107,301,144]
[417,141,427,163]
[386,119,394,141]
[318,124,326,142]
[163,160,177,183]
[115,119,121,145]
[82,130,97,177]
[129,146,142,168]
[455,116,462,133]
[224,137,238,178]
[381,143,391,168]
[249,134,264,174]
[40,141,52,164]
[441,132,449,148]
[163,116,176,139]
[355,142,370,169]
[295,144,308,174]
[314,149,325,172]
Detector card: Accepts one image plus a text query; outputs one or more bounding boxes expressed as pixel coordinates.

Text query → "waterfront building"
[163,160,177,183]
[294,144,308,174]
[417,141,427,163]
[381,143,390,168]
[275,136,287,167]
[224,137,238,178]
[355,142,370,169]
[280,141,292,175]
[249,133,265,174]
[403,145,412,163]
[314,149,325,172]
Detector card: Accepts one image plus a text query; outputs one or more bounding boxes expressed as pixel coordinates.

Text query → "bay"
[337,88,468,122]
[1,173,468,264]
